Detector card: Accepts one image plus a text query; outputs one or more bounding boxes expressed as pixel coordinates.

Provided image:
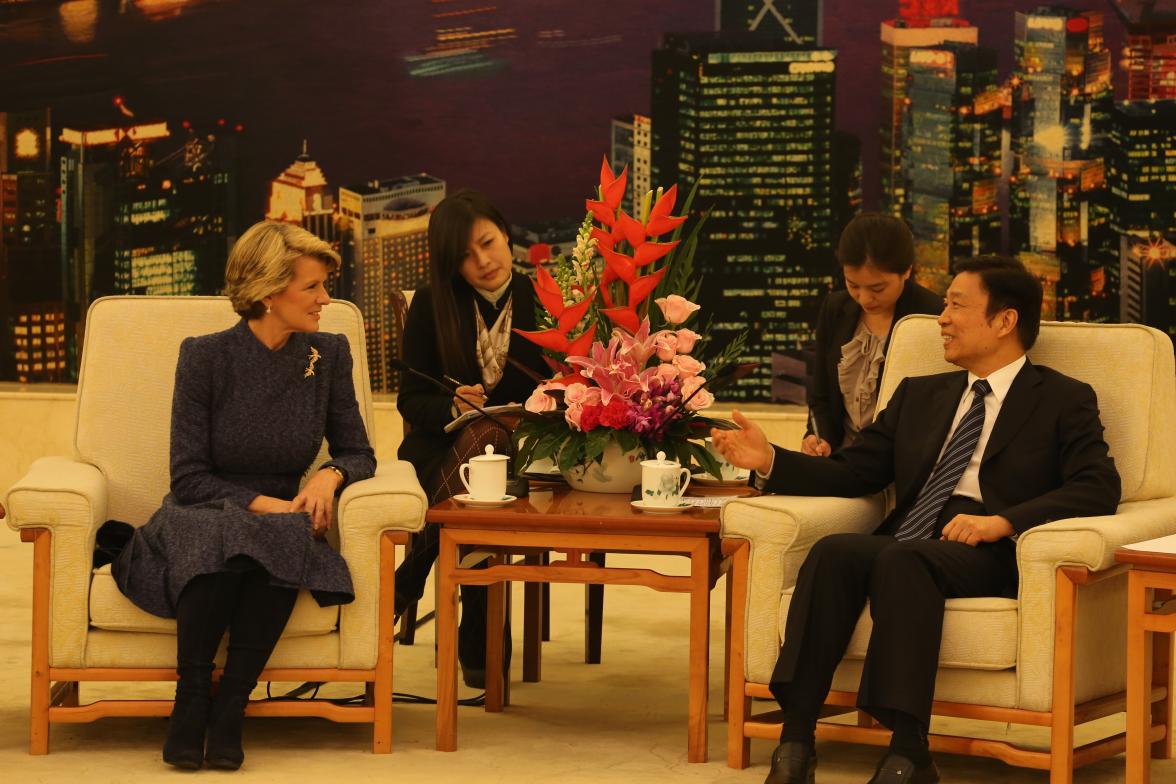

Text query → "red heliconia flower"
[566,325,597,358]
[633,240,678,267]
[557,294,594,334]
[614,209,646,250]
[599,156,628,211]
[645,184,687,237]
[585,199,615,228]
[598,245,637,285]
[513,328,570,353]
[601,306,641,335]
[590,227,614,253]
[532,264,567,319]
[627,266,668,307]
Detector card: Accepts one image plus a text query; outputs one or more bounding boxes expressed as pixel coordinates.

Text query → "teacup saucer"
[690,473,751,488]
[630,499,691,515]
[453,493,517,509]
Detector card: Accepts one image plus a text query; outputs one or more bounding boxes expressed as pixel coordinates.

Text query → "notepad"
[443,404,525,434]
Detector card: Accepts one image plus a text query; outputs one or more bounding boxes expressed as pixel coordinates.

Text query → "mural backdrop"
[0,0,1171,400]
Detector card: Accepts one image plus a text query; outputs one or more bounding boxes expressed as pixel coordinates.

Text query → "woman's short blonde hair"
[224,221,341,318]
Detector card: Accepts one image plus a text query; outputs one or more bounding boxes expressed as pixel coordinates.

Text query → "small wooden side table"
[1115,537,1176,784]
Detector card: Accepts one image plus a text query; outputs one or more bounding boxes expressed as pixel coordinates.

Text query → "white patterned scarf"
[474,295,512,390]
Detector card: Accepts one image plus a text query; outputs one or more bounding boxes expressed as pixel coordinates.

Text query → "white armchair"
[4,296,427,754]
[723,316,1176,783]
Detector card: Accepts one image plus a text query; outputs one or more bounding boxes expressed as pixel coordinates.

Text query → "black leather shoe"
[866,752,940,783]
[205,688,250,770]
[162,692,209,770]
[763,740,816,784]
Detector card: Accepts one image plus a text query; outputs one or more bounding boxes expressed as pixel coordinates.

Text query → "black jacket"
[396,274,548,482]
[769,360,1121,536]
[808,280,943,448]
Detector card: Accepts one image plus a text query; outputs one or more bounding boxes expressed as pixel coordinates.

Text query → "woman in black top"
[804,213,944,456]
[395,190,547,685]
[113,221,375,770]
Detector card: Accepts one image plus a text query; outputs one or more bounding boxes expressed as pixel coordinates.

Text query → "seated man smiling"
[712,256,1121,784]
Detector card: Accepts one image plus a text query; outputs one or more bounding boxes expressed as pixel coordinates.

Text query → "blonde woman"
[112,221,375,770]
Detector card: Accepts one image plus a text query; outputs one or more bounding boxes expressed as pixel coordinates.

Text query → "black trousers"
[769,497,1018,729]
[175,559,298,694]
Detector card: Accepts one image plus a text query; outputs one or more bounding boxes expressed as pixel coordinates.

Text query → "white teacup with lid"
[640,450,691,507]
[460,444,509,500]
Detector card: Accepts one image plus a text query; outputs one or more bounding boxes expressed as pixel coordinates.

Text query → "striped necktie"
[894,379,992,542]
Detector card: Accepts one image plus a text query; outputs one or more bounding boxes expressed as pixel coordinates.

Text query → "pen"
[808,408,823,444]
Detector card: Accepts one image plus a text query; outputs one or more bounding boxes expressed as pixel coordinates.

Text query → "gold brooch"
[305,346,321,378]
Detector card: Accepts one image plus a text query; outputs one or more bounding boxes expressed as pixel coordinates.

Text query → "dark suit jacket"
[397,274,548,482]
[769,360,1121,536]
[808,280,943,448]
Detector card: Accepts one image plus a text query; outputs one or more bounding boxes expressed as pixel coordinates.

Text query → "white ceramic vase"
[561,438,646,494]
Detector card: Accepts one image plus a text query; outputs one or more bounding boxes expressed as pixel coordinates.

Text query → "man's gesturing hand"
[709,410,774,477]
[940,514,1014,546]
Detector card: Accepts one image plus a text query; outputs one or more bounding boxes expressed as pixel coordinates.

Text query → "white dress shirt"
[940,354,1027,503]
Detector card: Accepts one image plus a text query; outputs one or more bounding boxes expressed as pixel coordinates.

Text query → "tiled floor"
[0,535,1167,783]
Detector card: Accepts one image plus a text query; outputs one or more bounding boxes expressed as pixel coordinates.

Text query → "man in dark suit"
[712,256,1120,784]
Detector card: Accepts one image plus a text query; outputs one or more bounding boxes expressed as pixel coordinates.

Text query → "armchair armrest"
[335,460,428,669]
[4,456,108,669]
[721,493,886,683]
[1014,496,1176,712]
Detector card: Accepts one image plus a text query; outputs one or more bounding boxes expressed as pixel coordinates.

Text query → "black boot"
[163,670,211,770]
[205,680,252,770]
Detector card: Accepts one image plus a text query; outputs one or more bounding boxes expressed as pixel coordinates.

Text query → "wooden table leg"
[436,528,459,752]
[688,541,710,763]
[524,554,542,683]
[485,567,506,713]
[1152,588,1173,760]
[1127,569,1150,783]
[585,551,605,664]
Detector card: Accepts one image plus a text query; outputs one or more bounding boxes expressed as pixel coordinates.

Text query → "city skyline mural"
[0,0,1172,399]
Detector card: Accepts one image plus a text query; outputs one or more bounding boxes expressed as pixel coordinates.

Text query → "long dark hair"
[428,189,512,379]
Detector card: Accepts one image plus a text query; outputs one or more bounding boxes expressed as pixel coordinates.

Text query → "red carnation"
[579,404,603,432]
[598,397,632,430]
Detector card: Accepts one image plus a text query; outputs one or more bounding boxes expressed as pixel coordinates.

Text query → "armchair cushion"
[89,565,338,637]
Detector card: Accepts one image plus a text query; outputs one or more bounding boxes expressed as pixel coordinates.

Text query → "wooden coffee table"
[427,485,744,762]
[1115,537,1176,784]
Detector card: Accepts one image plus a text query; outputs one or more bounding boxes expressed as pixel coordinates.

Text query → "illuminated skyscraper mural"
[879,4,977,217]
[609,114,651,216]
[653,33,837,402]
[904,42,1002,293]
[337,175,445,392]
[1,108,62,382]
[1114,0,1176,100]
[719,0,822,44]
[1010,6,1115,323]
[1109,100,1175,342]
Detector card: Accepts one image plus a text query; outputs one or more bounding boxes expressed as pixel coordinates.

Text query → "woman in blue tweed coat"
[113,222,375,771]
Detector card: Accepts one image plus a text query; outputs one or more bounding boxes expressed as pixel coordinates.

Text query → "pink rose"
[675,328,701,353]
[654,294,701,325]
[681,376,715,411]
[654,330,679,362]
[656,363,678,382]
[564,383,601,408]
[673,354,705,378]
[524,381,564,414]
[565,402,584,430]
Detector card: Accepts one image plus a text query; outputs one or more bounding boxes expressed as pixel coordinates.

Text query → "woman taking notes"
[804,213,942,456]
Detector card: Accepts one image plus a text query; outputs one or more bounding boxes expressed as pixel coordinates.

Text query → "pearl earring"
[265,304,272,314]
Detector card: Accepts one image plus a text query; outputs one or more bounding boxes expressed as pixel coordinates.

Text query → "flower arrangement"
[513,157,748,481]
